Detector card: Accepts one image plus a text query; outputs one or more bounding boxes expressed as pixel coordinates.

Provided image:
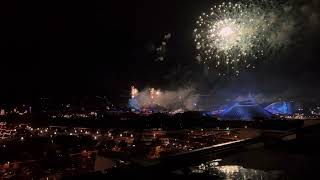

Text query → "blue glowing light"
[128,98,140,110]
[265,102,292,115]
[218,97,272,120]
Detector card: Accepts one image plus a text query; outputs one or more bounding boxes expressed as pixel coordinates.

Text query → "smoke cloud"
[135,87,199,111]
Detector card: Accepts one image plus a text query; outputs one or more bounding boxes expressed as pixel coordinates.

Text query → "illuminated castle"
[128,86,140,111]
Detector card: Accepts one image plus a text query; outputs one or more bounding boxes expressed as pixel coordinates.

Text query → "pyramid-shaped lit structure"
[219,95,273,121]
[265,102,292,115]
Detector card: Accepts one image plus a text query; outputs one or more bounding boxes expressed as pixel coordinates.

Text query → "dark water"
[185,124,320,180]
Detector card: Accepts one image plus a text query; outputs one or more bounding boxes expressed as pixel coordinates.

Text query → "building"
[217,95,273,121]
[265,102,292,115]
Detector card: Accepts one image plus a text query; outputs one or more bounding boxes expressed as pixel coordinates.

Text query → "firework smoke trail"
[194,1,297,76]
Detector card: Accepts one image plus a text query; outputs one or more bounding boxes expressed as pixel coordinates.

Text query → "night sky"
[0,0,319,103]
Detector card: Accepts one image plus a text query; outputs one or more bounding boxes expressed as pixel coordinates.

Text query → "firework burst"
[131,86,139,99]
[194,1,295,76]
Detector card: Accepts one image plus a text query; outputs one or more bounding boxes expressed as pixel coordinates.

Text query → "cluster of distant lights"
[2,124,249,162]
[18,125,138,144]
[0,123,17,140]
[51,111,98,119]
[35,127,101,139]
[0,124,139,144]
[0,107,31,116]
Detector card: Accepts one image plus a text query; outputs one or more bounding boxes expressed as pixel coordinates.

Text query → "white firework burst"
[194,1,295,76]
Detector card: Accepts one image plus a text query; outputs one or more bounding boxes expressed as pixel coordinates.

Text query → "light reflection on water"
[215,165,283,180]
[190,160,285,180]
